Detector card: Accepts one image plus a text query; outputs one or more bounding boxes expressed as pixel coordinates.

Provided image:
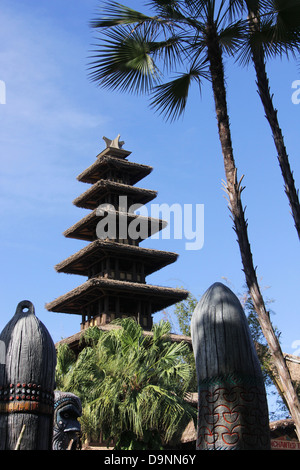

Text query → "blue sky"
[0,0,299,370]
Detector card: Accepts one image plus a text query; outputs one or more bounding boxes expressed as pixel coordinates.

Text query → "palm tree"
[55,342,76,390]
[56,318,196,449]
[242,0,300,239]
[88,0,300,438]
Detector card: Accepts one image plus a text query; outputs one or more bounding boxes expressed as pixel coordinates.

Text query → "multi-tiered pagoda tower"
[46,135,188,331]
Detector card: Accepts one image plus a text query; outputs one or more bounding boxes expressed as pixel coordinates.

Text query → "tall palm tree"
[88,0,300,438]
[56,319,196,449]
[242,0,300,239]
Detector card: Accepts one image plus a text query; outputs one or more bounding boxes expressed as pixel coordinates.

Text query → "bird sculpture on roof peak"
[103,134,125,149]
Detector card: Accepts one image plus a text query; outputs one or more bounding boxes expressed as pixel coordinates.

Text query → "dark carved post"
[191,283,271,450]
[53,391,82,450]
[0,300,56,450]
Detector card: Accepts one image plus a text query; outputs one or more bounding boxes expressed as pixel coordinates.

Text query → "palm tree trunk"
[206,23,300,440]
[249,13,300,240]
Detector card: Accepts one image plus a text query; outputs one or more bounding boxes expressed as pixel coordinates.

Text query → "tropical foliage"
[88,0,300,438]
[55,318,196,449]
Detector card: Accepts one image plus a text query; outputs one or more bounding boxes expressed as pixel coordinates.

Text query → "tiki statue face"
[53,391,82,450]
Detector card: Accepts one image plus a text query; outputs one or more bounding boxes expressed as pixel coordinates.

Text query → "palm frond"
[219,19,247,55]
[151,318,172,339]
[147,0,193,24]
[244,0,269,15]
[150,34,188,70]
[139,383,195,441]
[91,0,187,41]
[271,0,300,55]
[250,17,300,60]
[81,325,101,347]
[90,1,156,29]
[150,62,207,121]
[244,0,300,61]
[184,0,243,25]
[184,0,213,19]
[55,343,76,389]
[88,26,161,94]
[272,0,300,29]
[55,343,76,376]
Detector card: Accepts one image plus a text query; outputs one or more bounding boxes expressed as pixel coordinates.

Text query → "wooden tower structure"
[46,135,188,330]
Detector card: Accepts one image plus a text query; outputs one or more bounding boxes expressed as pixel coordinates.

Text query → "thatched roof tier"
[77,154,152,185]
[55,239,178,276]
[55,324,192,352]
[73,180,157,210]
[97,146,131,160]
[45,278,189,315]
[63,209,167,242]
[269,419,295,436]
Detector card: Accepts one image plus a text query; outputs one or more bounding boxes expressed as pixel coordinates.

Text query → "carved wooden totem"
[0,300,56,449]
[191,283,271,450]
[53,391,82,450]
